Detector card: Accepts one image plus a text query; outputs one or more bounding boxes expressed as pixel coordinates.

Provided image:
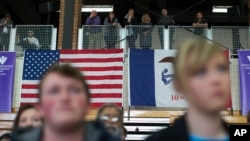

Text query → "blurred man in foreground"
[11,64,120,141]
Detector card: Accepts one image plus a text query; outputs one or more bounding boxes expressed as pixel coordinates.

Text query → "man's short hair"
[5,14,11,19]
[38,64,90,102]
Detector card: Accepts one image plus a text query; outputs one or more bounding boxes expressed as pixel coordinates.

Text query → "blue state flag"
[128,48,187,108]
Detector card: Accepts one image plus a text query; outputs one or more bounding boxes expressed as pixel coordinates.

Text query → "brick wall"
[57,0,82,50]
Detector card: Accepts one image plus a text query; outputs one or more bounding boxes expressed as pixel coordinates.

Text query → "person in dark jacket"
[139,14,153,49]
[0,14,13,51]
[145,39,230,141]
[192,12,208,36]
[124,9,138,48]
[157,8,175,49]
[11,64,120,141]
[96,104,124,140]
[104,12,119,49]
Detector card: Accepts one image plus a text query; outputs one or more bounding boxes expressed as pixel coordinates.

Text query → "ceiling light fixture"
[81,5,113,12]
[212,6,232,13]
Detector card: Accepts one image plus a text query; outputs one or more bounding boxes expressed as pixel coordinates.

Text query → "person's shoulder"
[11,127,42,141]
[86,121,121,141]
[145,127,172,141]
[145,115,189,141]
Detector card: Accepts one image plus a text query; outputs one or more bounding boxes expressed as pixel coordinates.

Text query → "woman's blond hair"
[173,39,225,92]
[141,14,150,23]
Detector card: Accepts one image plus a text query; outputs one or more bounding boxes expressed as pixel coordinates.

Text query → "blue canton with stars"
[22,50,60,80]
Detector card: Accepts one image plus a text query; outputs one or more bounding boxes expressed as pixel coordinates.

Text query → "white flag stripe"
[21,89,38,94]
[86,80,123,85]
[90,98,123,103]
[21,50,124,107]
[22,88,123,94]
[60,53,124,59]
[82,71,123,76]
[90,89,122,94]
[21,98,39,103]
[61,62,123,68]
[22,80,39,85]
[21,98,122,103]
[22,80,123,86]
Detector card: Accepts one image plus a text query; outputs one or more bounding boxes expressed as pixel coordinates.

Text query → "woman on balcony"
[124,9,138,48]
[139,14,153,49]
[104,12,120,49]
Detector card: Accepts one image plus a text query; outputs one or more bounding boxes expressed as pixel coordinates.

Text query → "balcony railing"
[0,25,12,51]
[0,25,249,54]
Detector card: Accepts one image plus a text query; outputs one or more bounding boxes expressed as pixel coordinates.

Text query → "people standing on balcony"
[86,10,102,49]
[16,30,40,50]
[192,12,208,36]
[0,14,13,51]
[124,9,138,48]
[140,14,153,49]
[104,12,120,49]
[157,8,175,49]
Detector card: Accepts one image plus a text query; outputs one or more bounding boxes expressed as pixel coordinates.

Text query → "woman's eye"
[217,65,228,73]
[20,118,26,123]
[194,68,206,77]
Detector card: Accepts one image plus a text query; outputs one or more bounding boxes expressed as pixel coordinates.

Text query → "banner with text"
[129,49,232,108]
[0,52,16,112]
[238,50,250,116]
[129,49,187,107]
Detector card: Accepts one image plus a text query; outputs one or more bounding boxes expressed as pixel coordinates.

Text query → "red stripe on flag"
[88,84,122,89]
[85,75,122,80]
[21,94,39,98]
[60,58,123,63]
[91,94,122,98]
[60,49,123,54]
[78,66,123,71]
[20,103,39,107]
[22,85,38,89]
[91,103,122,108]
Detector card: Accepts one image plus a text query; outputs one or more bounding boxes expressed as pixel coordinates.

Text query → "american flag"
[21,49,124,108]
